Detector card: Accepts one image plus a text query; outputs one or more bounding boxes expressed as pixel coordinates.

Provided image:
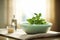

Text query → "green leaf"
[39,13,42,17]
[32,17,35,20]
[34,13,37,15]
[26,13,47,24]
[27,19,33,24]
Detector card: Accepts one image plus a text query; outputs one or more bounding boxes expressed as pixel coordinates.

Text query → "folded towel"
[0,29,60,40]
[23,33,60,40]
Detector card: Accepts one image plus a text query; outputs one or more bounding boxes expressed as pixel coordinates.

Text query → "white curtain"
[7,0,55,27]
[7,0,13,25]
[12,0,48,24]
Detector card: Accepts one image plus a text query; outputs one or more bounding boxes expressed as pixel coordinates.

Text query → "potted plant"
[20,13,52,34]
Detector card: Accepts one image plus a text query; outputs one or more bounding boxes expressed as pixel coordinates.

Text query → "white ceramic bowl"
[20,22,52,34]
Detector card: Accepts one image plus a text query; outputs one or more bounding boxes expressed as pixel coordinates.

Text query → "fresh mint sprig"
[27,13,46,24]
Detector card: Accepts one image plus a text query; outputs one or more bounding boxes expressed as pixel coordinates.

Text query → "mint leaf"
[27,13,47,24]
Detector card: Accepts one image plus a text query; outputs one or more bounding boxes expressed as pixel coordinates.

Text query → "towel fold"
[24,33,60,40]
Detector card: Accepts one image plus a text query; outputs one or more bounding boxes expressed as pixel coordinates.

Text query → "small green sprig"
[27,13,47,24]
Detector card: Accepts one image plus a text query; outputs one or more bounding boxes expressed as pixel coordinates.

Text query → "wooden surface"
[0,29,60,40]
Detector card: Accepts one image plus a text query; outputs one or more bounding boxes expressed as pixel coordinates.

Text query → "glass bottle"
[11,15,17,30]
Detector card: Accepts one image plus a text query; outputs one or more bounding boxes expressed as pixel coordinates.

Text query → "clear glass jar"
[7,25,15,33]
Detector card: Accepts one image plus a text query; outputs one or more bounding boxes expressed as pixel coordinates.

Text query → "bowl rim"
[20,22,52,26]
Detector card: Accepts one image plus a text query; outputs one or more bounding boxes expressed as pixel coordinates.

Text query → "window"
[7,0,56,31]
[12,0,48,24]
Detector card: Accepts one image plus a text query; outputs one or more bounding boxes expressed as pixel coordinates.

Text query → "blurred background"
[0,0,60,33]
[0,0,60,40]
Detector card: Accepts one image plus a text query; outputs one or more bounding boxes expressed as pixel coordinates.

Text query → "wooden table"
[0,29,60,40]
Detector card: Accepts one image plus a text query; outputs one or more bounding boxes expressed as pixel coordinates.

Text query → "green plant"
[27,13,47,24]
